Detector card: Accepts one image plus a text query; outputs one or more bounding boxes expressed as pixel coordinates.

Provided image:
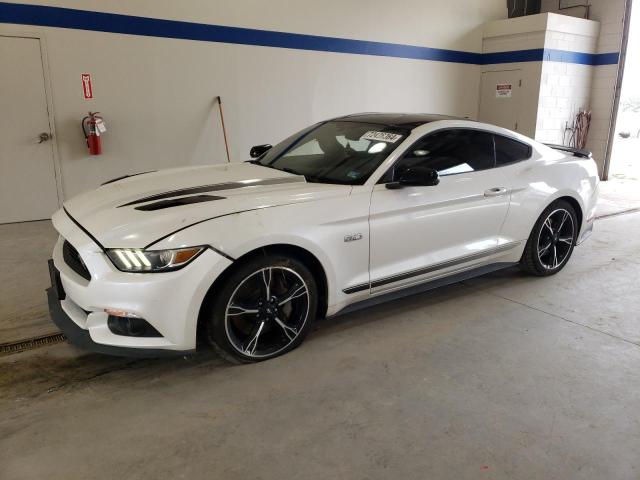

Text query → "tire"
[203,254,318,363]
[520,199,578,276]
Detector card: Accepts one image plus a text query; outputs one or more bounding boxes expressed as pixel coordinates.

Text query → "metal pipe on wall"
[557,1,591,19]
[507,0,541,17]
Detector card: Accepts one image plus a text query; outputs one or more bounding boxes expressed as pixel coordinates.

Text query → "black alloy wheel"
[536,208,575,270]
[204,255,318,362]
[520,200,578,276]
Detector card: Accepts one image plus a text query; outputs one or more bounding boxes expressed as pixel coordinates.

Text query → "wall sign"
[82,73,93,99]
[496,83,512,98]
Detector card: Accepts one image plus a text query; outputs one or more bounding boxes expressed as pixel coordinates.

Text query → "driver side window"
[384,129,495,182]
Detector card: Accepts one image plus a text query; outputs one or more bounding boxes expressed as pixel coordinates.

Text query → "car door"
[369,128,512,294]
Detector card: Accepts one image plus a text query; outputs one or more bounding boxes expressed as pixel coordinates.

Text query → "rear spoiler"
[544,144,592,159]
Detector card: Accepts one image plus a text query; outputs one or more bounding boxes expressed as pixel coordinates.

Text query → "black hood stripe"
[119,176,305,208]
[134,194,225,211]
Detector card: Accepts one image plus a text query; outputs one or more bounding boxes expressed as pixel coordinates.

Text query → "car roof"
[334,112,467,129]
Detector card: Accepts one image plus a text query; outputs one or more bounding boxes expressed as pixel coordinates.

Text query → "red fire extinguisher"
[82,112,104,155]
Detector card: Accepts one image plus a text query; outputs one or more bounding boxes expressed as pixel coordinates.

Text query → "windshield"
[252,121,409,185]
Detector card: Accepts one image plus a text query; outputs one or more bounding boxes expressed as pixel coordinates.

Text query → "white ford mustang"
[48,113,599,362]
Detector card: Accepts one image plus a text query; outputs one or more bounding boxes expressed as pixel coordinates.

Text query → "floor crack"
[595,207,640,220]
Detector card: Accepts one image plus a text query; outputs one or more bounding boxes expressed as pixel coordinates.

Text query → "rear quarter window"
[494,135,532,166]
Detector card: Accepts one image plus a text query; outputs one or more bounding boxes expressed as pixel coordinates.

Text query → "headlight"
[106,247,205,272]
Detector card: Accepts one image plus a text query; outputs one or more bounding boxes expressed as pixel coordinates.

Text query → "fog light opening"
[106,314,162,338]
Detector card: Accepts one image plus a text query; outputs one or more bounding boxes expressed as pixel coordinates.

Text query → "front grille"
[62,240,91,281]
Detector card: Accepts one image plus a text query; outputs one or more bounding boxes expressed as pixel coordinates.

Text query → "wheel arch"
[528,191,584,237]
[196,243,329,344]
[556,195,583,230]
[547,194,583,236]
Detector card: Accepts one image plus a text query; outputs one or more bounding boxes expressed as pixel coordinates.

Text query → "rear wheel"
[520,200,578,276]
[204,254,318,363]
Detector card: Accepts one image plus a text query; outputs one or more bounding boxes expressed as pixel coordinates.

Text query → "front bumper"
[47,260,192,357]
[47,209,233,356]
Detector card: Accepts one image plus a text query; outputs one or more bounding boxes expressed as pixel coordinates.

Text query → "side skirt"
[342,241,521,294]
[329,262,516,318]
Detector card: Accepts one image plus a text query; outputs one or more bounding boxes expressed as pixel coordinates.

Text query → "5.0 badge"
[344,233,363,243]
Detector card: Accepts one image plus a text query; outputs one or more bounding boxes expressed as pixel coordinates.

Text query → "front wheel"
[203,254,318,363]
[520,200,578,276]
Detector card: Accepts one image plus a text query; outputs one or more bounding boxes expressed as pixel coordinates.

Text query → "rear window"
[494,135,532,166]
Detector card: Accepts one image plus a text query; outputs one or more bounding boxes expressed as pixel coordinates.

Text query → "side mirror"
[386,166,439,189]
[249,144,272,158]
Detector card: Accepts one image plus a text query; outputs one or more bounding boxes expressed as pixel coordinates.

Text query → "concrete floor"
[597,178,640,217]
[610,137,640,181]
[0,220,59,343]
[1,209,640,479]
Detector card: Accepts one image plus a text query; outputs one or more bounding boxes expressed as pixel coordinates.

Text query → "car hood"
[63,162,351,249]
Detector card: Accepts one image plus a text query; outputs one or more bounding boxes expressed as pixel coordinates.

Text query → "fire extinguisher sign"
[81,73,93,99]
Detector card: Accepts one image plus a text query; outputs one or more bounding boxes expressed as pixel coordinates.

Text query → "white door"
[0,36,59,223]
[369,129,511,293]
[479,69,522,132]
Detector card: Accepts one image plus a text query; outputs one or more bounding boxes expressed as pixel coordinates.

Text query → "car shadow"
[1,266,527,401]
[313,265,526,337]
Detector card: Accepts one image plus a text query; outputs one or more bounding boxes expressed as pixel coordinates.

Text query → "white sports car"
[48,114,599,362]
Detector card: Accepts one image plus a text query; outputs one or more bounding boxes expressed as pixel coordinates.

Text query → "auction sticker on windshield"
[361,131,403,143]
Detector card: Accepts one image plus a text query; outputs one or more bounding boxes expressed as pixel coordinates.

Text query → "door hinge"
[519,79,522,87]
[515,122,518,130]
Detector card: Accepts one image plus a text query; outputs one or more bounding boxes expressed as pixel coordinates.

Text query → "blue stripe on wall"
[481,49,546,64]
[543,49,620,65]
[481,49,618,65]
[0,2,620,66]
[592,52,620,65]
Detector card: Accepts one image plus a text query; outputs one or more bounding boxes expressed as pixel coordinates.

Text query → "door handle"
[484,187,508,197]
[38,132,51,143]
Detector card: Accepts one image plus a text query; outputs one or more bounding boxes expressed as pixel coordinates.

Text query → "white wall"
[541,0,628,175]
[536,15,599,145]
[481,13,599,145]
[0,0,506,199]
[481,15,549,137]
